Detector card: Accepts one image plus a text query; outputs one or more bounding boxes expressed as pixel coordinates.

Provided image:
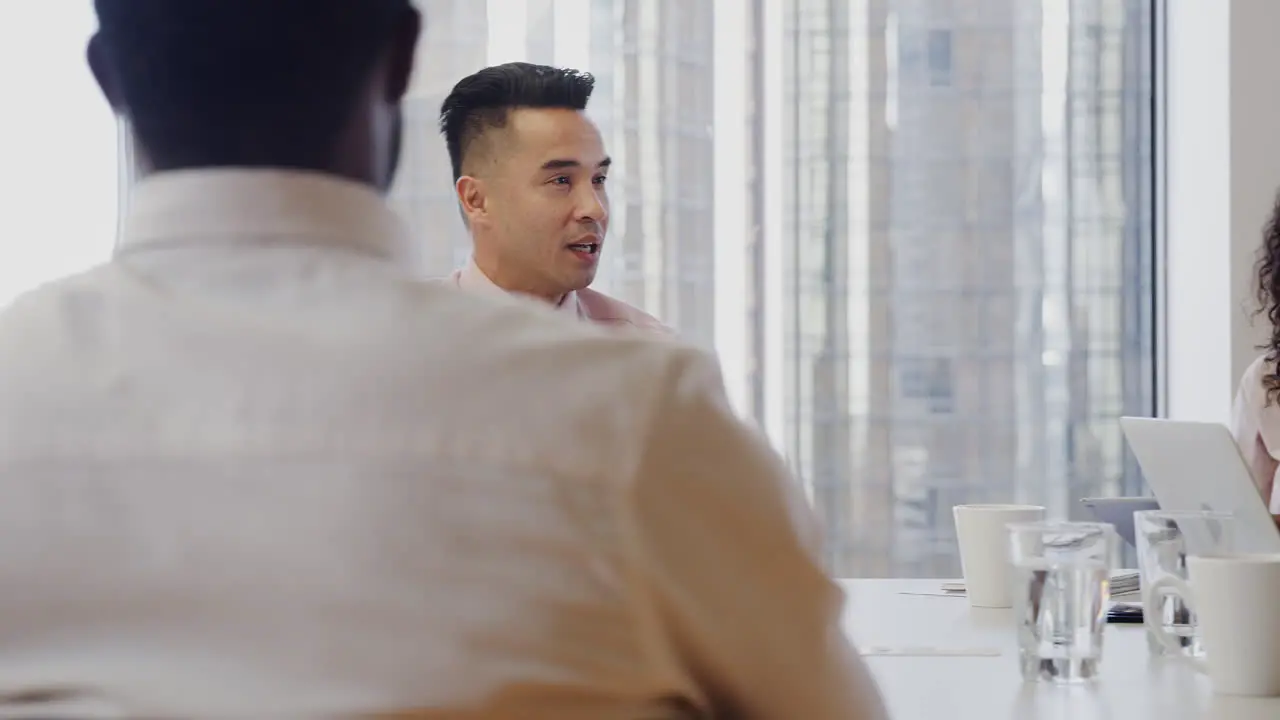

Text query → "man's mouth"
[566,242,600,255]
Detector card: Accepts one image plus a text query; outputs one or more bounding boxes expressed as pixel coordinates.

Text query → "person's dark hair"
[438,62,595,181]
[1257,191,1280,404]
[91,0,411,171]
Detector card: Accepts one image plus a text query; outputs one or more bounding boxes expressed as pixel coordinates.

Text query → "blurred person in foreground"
[0,0,887,718]
[439,62,672,336]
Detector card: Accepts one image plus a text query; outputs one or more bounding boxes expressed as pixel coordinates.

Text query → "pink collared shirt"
[1232,355,1280,512]
[451,259,674,336]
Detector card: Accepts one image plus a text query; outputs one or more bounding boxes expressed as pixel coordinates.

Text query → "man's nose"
[576,185,608,223]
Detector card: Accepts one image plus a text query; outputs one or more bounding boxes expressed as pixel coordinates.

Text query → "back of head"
[91,0,417,180]
[438,62,595,182]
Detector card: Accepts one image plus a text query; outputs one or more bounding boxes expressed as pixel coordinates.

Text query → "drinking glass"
[1135,509,1236,658]
[1007,521,1116,683]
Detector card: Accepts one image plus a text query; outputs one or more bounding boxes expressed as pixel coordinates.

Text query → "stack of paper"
[1109,571,1140,598]
[937,571,1141,598]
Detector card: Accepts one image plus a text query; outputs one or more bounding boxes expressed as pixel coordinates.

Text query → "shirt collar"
[115,168,418,266]
[456,257,584,318]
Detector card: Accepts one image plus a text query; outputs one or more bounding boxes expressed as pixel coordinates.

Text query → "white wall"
[1164,0,1280,423]
[0,6,118,307]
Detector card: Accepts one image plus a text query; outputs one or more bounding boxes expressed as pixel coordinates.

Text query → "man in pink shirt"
[438,62,672,335]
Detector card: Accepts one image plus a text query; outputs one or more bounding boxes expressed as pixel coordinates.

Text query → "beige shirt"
[451,259,674,335]
[0,169,886,719]
[1232,355,1280,512]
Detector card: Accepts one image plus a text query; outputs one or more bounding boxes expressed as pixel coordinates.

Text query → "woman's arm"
[1232,357,1278,508]
[1250,433,1278,509]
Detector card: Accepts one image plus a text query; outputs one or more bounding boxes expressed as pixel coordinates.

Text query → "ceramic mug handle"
[1143,575,1209,673]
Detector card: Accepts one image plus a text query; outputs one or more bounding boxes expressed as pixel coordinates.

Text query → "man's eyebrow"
[540,157,613,171]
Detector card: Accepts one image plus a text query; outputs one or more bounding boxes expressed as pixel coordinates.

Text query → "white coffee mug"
[953,504,1045,608]
[1144,554,1280,696]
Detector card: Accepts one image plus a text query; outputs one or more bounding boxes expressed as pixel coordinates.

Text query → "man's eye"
[551,176,571,185]
[593,175,608,185]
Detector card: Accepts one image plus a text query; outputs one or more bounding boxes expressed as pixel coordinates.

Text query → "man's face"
[472,108,611,298]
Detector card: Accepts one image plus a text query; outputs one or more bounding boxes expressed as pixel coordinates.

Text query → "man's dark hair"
[92,0,411,170]
[438,62,595,181]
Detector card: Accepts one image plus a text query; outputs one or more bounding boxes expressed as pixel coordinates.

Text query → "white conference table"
[840,579,1280,719]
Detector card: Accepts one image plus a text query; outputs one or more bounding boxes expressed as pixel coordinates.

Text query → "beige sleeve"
[623,349,888,720]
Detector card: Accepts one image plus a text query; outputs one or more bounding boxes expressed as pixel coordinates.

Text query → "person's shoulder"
[473,286,703,379]
[576,287,676,336]
[0,262,116,331]
[0,264,128,392]
[1244,354,1274,385]
[406,279,718,459]
[408,274,588,338]
[1241,354,1280,420]
[1238,354,1276,408]
[1234,354,1280,457]
[404,276,698,377]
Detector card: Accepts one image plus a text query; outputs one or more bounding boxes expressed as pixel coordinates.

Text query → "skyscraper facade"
[773,0,1155,576]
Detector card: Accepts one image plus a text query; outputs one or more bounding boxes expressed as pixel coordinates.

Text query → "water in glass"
[1013,559,1110,682]
[1007,520,1115,683]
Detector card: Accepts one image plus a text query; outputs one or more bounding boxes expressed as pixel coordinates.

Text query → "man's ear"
[455,176,488,227]
[86,33,124,112]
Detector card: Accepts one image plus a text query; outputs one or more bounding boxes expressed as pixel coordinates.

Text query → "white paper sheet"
[863,645,1003,657]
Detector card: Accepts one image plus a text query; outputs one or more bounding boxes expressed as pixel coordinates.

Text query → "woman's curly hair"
[1256,191,1280,405]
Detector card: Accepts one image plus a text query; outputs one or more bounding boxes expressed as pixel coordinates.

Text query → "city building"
[772,0,1155,576]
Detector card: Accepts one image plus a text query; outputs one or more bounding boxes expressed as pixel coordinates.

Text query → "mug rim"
[1134,509,1235,520]
[1188,553,1280,565]
[1005,520,1116,535]
[953,503,1046,512]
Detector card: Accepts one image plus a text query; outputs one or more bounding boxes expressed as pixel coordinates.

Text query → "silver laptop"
[1119,416,1280,553]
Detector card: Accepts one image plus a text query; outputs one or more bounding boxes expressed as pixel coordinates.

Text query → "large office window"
[10,0,1157,579]
[775,0,1156,575]
[396,0,1156,577]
